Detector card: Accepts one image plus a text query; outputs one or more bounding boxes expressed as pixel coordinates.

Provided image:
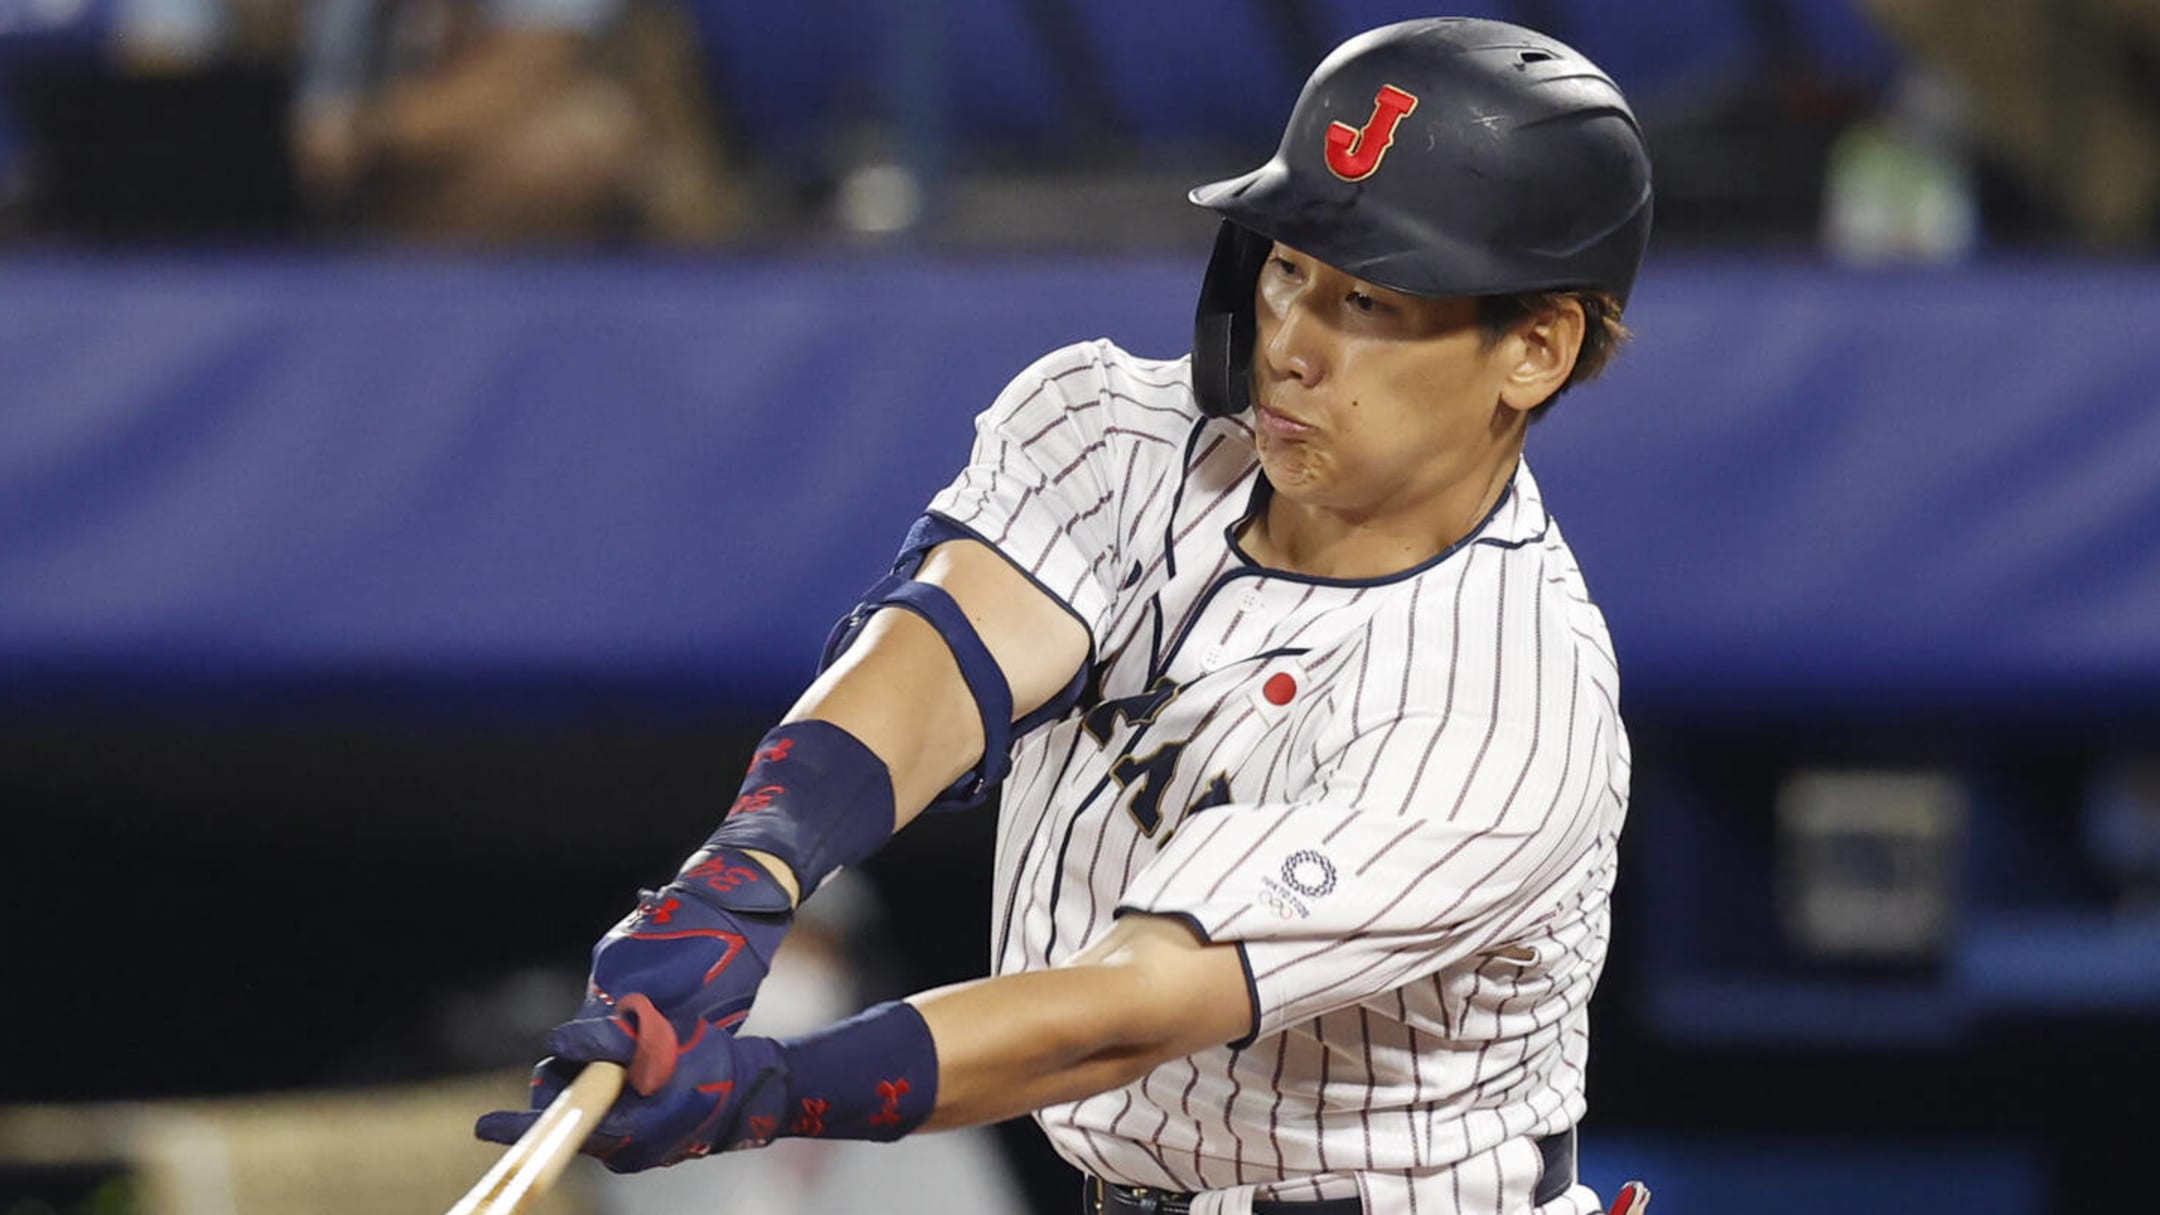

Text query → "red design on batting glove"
[790,1097,830,1137]
[620,923,748,986]
[685,855,765,893]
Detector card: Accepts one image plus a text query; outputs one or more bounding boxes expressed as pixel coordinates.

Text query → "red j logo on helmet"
[1324,84,1419,181]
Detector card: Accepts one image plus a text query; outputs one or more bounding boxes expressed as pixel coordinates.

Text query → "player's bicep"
[785,538,1088,825]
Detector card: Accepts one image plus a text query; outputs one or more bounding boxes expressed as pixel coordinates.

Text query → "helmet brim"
[1192,158,1636,304]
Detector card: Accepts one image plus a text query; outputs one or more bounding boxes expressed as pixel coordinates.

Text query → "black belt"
[1086,1176,1361,1215]
[1085,1127,1577,1214]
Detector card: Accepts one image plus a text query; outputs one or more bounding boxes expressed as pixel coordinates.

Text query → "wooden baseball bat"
[445,1062,625,1215]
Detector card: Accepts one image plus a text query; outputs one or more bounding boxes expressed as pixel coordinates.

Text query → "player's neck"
[1246,448,1522,580]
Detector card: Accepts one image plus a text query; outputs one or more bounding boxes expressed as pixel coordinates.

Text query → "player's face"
[1249,243,1550,520]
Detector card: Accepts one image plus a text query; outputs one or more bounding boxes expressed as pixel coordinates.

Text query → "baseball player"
[480,17,1654,1215]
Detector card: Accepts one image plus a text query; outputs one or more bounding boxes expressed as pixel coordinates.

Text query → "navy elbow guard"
[851,575,1014,805]
[821,515,1090,811]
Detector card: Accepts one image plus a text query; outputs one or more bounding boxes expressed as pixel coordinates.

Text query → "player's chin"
[1257,444,1331,497]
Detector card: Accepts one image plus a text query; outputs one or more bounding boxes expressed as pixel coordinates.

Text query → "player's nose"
[1258,302,1326,389]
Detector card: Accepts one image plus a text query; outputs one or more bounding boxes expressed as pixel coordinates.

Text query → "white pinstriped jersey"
[924,339,1630,1215]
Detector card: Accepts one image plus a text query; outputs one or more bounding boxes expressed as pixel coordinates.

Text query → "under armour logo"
[791,1097,830,1137]
[867,1078,912,1127]
[750,738,794,768]
[729,784,784,816]
[640,896,682,925]
[1325,84,1419,181]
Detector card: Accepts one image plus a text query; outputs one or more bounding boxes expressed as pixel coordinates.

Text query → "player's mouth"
[1254,402,1317,439]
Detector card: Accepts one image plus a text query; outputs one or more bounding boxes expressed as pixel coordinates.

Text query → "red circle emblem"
[1263,672,1297,705]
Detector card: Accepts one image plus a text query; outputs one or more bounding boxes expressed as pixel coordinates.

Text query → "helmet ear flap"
[1192,222,1273,418]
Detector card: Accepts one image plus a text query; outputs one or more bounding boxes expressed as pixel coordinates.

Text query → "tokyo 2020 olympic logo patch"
[1255,850,1339,919]
[1280,850,1337,898]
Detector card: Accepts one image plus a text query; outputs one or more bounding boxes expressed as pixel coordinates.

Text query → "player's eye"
[1268,255,1302,280]
[1346,289,1396,317]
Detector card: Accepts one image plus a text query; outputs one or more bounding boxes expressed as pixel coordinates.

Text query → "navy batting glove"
[504,846,793,1099]
[598,846,794,1062]
[478,1024,792,1172]
[471,845,793,1168]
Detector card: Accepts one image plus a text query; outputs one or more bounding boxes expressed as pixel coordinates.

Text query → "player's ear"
[1495,297,1585,416]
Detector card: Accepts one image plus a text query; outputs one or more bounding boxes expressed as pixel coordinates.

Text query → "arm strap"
[821,514,1087,811]
[849,574,1014,802]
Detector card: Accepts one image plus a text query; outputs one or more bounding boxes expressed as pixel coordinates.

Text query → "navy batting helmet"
[1189,17,1654,417]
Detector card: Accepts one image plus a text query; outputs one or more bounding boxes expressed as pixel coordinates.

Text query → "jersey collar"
[1222,456,1548,587]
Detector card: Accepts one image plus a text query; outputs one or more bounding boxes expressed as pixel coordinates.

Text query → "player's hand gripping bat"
[444,1062,624,1215]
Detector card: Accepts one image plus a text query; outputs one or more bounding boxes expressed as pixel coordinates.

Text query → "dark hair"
[1477,290,1630,420]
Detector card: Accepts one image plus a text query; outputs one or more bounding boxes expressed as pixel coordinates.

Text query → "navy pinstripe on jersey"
[924,340,1630,1215]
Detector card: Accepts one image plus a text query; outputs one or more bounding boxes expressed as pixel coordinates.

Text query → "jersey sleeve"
[1115,698,1614,1044]
[924,342,1171,643]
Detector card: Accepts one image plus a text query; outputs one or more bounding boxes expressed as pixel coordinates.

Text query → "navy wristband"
[771,1000,940,1142]
[707,720,896,896]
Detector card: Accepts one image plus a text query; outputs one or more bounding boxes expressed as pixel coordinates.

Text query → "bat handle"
[446,1062,626,1215]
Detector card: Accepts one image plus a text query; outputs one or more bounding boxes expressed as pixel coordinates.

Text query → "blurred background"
[2,1,2157,1213]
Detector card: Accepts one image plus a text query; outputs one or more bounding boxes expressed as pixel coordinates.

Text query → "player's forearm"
[907,915,1254,1130]
[673,540,1089,932]
[907,968,1177,1130]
